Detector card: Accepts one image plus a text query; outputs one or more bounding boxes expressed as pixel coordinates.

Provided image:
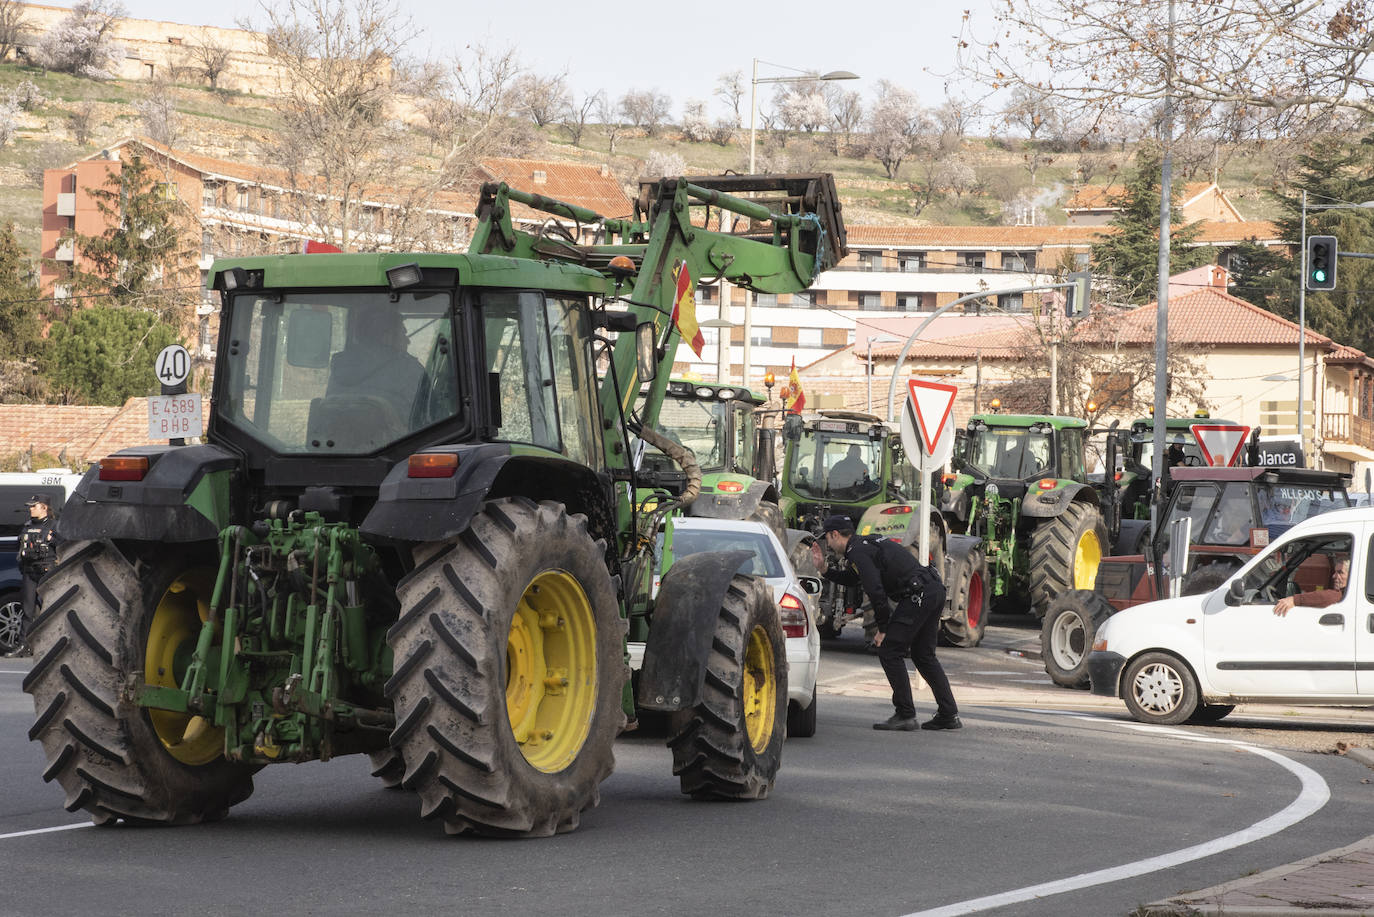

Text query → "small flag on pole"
[786,357,805,413]
[671,260,705,357]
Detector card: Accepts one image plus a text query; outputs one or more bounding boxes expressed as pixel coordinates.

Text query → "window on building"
[755,292,777,308]
[798,328,822,347]
[1003,251,1036,272]
[202,183,217,209]
[858,293,882,309]
[959,252,985,272]
[236,186,249,211]
[750,328,771,346]
[858,251,883,271]
[997,293,1023,313]
[791,290,816,308]
[897,295,918,312]
[202,230,214,258]
[155,182,177,202]
[1074,252,1090,270]
[900,253,926,272]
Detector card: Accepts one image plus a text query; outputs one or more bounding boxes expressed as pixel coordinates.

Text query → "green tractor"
[639,378,783,534]
[23,173,846,836]
[940,413,1108,620]
[778,410,950,640]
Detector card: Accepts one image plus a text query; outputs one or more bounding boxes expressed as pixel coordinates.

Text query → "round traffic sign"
[155,344,191,386]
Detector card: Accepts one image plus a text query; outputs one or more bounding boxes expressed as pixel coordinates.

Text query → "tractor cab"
[779,410,911,532]
[639,379,766,479]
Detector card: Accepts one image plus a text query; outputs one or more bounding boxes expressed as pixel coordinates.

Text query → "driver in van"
[1274,555,1350,616]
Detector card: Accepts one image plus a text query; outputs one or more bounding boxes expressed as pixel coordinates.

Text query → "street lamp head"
[819,70,860,81]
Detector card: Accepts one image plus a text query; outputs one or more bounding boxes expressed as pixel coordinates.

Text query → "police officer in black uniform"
[813,514,961,731]
[16,494,58,655]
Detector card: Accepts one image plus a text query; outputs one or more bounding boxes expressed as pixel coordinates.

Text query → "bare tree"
[715,70,745,126]
[825,84,863,155]
[68,102,96,145]
[136,73,179,147]
[864,80,931,180]
[0,0,30,62]
[967,0,1374,130]
[936,155,980,199]
[935,95,982,150]
[560,91,599,147]
[1002,85,1061,141]
[32,0,125,79]
[187,28,233,89]
[596,94,623,155]
[619,88,672,137]
[9,79,42,111]
[437,42,528,181]
[0,98,18,149]
[681,99,711,142]
[512,72,570,128]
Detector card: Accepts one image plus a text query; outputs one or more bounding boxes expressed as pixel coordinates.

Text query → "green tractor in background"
[23,172,847,837]
[778,409,950,641]
[940,413,1108,621]
[639,378,783,534]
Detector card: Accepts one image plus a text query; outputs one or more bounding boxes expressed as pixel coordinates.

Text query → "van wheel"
[1123,652,1198,725]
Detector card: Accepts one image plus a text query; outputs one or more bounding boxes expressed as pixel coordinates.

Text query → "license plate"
[148,393,204,439]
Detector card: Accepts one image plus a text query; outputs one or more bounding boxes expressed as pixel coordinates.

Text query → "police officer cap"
[820,514,854,535]
[26,493,49,507]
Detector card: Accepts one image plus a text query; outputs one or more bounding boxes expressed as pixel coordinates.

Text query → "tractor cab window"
[1058,428,1086,482]
[968,427,1053,480]
[1259,483,1345,532]
[890,436,916,499]
[1137,433,1205,471]
[650,395,729,472]
[1237,533,1354,606]
[1158,482,1221,561]
[547,296,600,467]
[1202,482,1256,546]
[480,291,559,451]
[219,290,456,454]
[734,404,756,475]
[789,429,880,499]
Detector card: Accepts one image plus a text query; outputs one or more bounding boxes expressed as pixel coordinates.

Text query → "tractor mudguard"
[59,444,240,542]
[784,527,816,556]
[637,549,753,713]
[689,477,775,521]
[939,486,970,523]
[1019,481,1099,519]
[363,444,606,544]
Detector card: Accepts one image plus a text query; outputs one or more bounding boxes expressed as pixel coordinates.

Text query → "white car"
[632,516,822,737]
[1089,506,1374,725]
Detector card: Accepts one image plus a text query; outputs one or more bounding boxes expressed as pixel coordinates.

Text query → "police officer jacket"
[822,533,922,627]
[18,517,57,578]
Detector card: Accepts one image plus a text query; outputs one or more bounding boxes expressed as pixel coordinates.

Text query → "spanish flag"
[786,357,805,413]
[671,260,705,357]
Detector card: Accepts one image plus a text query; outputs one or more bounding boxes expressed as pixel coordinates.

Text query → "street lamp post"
[740,60,858,388]
[699,318,735,383]
[863,333,900,413]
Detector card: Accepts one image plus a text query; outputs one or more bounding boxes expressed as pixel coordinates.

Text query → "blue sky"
[114,0,995,119]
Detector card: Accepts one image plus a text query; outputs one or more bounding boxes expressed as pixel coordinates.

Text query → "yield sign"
[1191,424,1252,467]
[907,378,958,459]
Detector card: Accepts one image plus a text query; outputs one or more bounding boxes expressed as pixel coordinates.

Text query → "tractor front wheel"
[1028,502,1108,618]
[668,575,787,799]
[1041,589,1115,688]
[23,541,256,825]
[387,498,627,837]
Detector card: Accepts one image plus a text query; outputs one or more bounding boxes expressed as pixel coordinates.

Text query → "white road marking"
[0,823,90,841]
[967,670,1022,676]
[899,711,1331,917]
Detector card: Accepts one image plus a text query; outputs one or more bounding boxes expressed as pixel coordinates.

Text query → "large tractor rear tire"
[668,574,786,799]
[387,497,627,837]
[940,537,988,648]
[1028,502,1108,619]
[23,541,256,825]
[747,500,787,543]
[1041,589,1115,688]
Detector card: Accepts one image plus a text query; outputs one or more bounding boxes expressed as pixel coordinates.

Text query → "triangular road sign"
[907,379,958,456]
[1191,424,1252,468]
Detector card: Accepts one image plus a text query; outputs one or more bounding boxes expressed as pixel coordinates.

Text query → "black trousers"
[877,596,958,720]
[20,574,39,640]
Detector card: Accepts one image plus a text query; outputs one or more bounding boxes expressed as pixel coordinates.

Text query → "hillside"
[0,60,1292,263]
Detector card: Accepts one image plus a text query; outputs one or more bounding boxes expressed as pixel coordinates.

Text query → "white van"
[1089,505,1374,725]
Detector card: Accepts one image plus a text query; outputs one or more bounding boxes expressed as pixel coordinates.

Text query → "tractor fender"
[1019,482,1100,519]
[362,444,612,544]
[637,549,753,713]
[688,477,777,521]
[59,444,241,543]
[939,486,970,523]
[784,527,817,556]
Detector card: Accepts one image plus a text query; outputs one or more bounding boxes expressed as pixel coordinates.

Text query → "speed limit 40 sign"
[155,344,191,387]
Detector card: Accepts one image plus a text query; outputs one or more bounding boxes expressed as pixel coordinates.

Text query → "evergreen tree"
[1090,146,1211,305]
[43,306,180,405]
[1230,134,1374,353]
[0,221,40,361]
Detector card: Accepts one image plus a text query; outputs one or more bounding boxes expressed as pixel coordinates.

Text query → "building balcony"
[1322,413,1374,462]
[56,193,76,217]
[54,239,74,262]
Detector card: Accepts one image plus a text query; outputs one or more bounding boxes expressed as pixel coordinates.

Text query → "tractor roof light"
[607,255,637,280]
[99,455,149,481]
[386,263,423,290]
[408,453,459,478]
[717,388,737,400]
[694,386,715,399]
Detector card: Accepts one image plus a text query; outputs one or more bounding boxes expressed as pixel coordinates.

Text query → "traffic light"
[1306,235,1338,291]
[1065,271,1091,316]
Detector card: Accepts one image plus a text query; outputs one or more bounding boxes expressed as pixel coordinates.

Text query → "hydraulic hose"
[637,426,702,508]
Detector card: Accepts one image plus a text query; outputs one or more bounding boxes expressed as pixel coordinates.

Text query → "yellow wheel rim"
[742,624,778,753]
[506,570,597,773]
[145,568,225,766]
[1073,528,1103,590]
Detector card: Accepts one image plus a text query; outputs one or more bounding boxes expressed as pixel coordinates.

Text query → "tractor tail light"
[408,453,459,478]
[881,505,913,515]
[717,480,744,493]
[941,473,957,485]
[1038,478,1057,490]
[99,456,149,481]
[779,592,808,638]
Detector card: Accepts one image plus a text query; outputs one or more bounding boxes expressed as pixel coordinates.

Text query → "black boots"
[921,713,963,730]
[872,714,919,731]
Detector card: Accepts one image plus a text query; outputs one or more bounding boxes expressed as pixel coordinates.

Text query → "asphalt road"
[2,619,1373,917]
